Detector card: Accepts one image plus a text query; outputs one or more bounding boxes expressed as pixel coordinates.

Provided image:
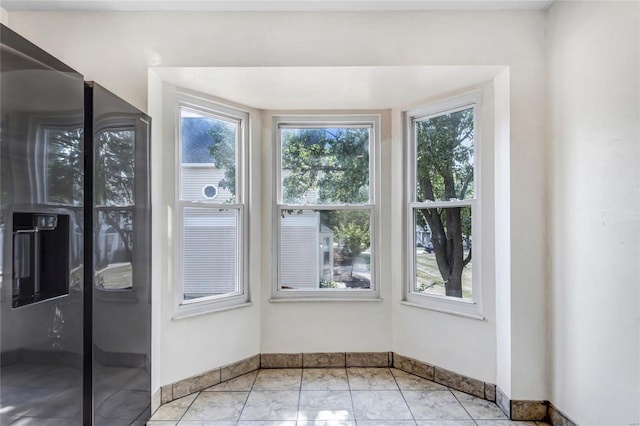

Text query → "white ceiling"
[153,66,504,110]
[1,0,554,12]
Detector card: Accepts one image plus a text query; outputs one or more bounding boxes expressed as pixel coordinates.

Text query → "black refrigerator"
[0,24,152,425]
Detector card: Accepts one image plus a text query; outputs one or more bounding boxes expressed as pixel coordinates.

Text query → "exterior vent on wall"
[202,184,217,200]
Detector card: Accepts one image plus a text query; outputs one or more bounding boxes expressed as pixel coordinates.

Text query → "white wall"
[7,10,548,399]
[493,69,512,396]
[0,7,8,25]
[547,1,640,424]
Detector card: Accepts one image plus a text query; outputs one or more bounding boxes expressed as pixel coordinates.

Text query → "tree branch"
[458,168,473,200]
[463,245,472,267]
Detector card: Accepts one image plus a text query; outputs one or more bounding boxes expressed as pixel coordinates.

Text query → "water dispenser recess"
[12,212,70,308]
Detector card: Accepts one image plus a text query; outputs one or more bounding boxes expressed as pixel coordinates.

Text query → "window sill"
[173,301,252,320]
[400,300,485,321]
[269,297,383,303]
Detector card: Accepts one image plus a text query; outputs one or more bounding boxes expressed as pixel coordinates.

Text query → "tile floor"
[148,368,550,426]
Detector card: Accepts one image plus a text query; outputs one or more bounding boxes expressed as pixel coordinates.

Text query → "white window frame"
[173,91,249,318]
[271,115,381,301]
[404,91,484,319]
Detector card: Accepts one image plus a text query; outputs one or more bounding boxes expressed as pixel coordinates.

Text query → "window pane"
[281,127,370,205]
[183,207,238,300]
[95,209,133,290]
[95,128,135,206]
[46,127,83,205]
[413,206,472,300]
[180,108,237,203]
[280,209,371,290]
[416,108,474,202]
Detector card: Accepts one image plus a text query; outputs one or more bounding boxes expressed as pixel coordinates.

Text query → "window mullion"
[278,204,374,211]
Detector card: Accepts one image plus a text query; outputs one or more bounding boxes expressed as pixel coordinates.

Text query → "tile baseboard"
[511,399,548,421]
[495,387,578,425]
[496,386,547,422]
[160,353,259,404]
[392,353,435,380]
[302,352,346,367]
[549,403,578,426]
[157,351,497,407]
[261,353,302,368]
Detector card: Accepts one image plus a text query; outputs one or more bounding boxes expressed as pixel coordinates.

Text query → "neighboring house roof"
[319,224,333,235]
[182,117,215,164]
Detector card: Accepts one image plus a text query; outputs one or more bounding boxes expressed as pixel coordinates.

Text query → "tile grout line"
[346,366,359,426]
[390,367,418,426]
[236,369,259,423]
[175,390,200,424]
[450,388,478,425]
[296,367,303,424]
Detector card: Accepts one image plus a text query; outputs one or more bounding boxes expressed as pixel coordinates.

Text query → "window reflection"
[43,126,84,289]
[95,129,135,206]
[95,209,133,290]
[94,127,135,291]
[45,127,83,205]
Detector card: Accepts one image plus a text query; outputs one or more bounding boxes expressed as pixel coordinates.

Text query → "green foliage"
[416,108,474,201]
[322,209,369,231]
[281,128,369,204]
[319,279,339,289]
[208,121,237,199]
[334,221,370,259]
[415,108,474,297]
[335,219,370,278]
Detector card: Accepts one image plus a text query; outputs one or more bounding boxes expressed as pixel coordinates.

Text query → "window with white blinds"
[175,95,248,316]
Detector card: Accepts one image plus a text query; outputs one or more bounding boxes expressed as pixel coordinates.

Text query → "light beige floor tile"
[177,421,236,425]
[181,392,248,421]
[150,393,198,421]
[239,390,299,421]
[301,369,349,391]
[403,391,471,420]
[204,371,258,392]
[475,422,539,425]
[297,390,354,422]
[415,421,476,426]
[451,390,507,420]
[347,368,398,390]
[351,390,413,420]
[297,421,357,426]
[357,421,417,425]
[391,369,448,391]
[253,369,302,391]
[147,422,179,426]
[237,422,296,426]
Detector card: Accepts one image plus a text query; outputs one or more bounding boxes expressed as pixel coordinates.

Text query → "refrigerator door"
[88,83,151,425]
[0,24,85,425]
